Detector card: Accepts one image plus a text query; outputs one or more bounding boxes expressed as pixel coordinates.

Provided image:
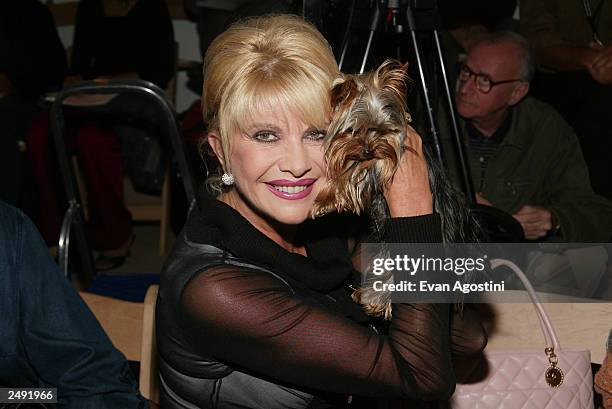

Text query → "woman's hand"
[384,126,433,217]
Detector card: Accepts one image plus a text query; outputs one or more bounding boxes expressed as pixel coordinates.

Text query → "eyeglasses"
[458,64,525,94]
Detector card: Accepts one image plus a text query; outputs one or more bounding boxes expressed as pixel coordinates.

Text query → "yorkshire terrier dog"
[311,59,409,230]
[312,59,476,319]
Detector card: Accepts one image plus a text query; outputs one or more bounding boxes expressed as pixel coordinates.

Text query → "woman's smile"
[266,178,317,200]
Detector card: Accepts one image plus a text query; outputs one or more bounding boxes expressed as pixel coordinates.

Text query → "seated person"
[520,0,612,199]
[596,332,612,409]
[0,0,66,208]
[520,0,612,84]
[27,0,175,270]
[156,14,486,409]
[440,31,612,242]
[0,200,147,408]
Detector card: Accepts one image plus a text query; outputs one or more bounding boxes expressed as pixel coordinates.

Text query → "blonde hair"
[201,14,339,191]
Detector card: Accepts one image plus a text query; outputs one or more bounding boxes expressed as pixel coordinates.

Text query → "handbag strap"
[490,258,561,350]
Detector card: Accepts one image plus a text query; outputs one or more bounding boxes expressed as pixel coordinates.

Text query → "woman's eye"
[305,130,326,141]
[254,132,278,142]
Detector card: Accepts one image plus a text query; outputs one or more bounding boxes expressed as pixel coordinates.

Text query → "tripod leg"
[360,30,376,74]
[338,0,356,71]
[359,1,385,74]
[407,28,443,162]
[433,29,475,203]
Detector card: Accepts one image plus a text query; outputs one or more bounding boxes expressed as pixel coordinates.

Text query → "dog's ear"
[330,76,359,110]
[374,59,409,104]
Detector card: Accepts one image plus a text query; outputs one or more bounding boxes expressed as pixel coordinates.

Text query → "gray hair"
[478,31,535,82]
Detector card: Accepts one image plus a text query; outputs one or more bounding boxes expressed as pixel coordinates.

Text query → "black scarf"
[185,188,358,293]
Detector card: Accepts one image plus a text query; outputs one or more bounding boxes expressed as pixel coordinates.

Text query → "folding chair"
[50,80,197,286]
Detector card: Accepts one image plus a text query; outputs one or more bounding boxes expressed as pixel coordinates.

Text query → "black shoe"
[95,234,135,271]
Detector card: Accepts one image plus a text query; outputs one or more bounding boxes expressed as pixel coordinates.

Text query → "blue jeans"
[0,201,147,409]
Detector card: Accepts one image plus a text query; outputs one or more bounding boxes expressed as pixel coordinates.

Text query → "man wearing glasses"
[444,31,612,242]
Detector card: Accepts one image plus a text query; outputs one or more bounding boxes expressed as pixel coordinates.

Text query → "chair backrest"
[79,291,143,361]
[139,285,160,404]
[79,284,160,404]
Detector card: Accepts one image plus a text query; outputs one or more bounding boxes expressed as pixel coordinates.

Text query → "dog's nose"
[362,147,374,159]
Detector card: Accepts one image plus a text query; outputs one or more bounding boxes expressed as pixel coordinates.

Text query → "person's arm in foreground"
[9,204,147,408]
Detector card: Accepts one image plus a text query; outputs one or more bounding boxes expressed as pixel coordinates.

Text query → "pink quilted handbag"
[449,259,594,409]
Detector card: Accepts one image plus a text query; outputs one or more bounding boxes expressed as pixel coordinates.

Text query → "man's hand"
[512,205,554,240]
[475,192,492,206]
[587,43,612,85]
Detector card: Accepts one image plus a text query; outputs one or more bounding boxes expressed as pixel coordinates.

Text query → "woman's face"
[212,105,328,230]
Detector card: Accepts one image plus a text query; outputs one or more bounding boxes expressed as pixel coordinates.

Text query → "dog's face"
[311,60,410,217]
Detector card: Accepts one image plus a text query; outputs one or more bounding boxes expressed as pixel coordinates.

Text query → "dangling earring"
[221,172,235,186]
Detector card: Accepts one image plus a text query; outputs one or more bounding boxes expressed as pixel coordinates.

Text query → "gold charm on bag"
[544,347,564,387]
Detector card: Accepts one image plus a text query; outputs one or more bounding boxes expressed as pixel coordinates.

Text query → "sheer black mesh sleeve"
[181,266,455,400]
[450,305,488,356]
[382,216,487,358]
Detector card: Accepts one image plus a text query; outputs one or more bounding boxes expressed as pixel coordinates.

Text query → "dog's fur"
[311,60,409,230]
[312,59,477,319]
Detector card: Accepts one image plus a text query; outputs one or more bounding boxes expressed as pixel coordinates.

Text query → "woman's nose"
[280,140,312,177]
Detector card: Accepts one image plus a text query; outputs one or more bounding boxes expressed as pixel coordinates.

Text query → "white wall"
[173,20,202,113]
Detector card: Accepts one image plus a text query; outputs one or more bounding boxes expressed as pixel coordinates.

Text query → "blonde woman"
[157,14,484,409]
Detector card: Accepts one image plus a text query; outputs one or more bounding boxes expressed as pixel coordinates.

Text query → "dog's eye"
[253,131,279,143]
